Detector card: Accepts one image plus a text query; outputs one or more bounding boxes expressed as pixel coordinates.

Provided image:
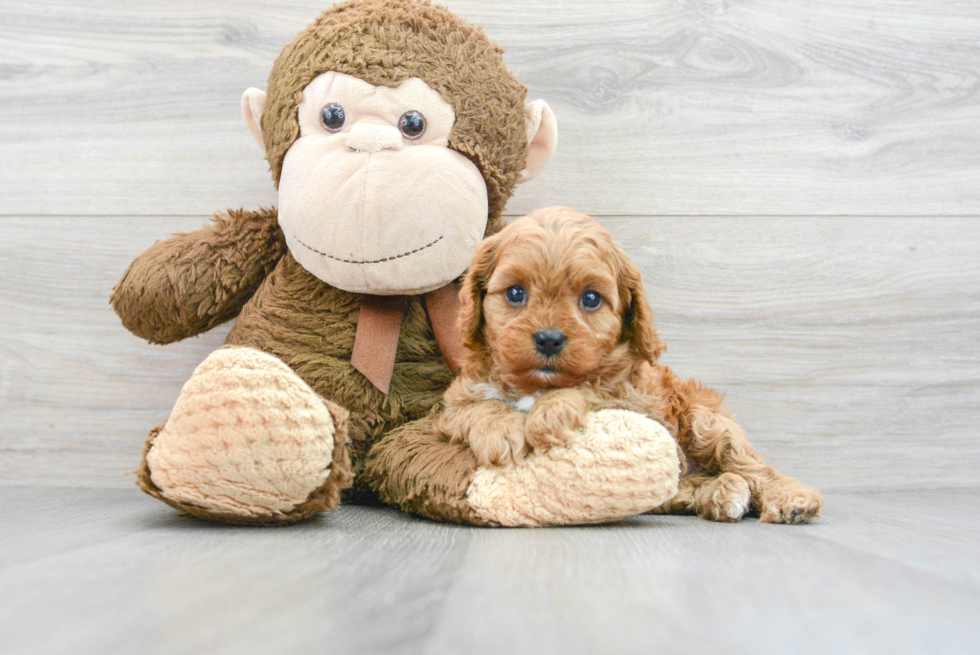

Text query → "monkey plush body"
[118,210,458,518]
[113,0,680,526]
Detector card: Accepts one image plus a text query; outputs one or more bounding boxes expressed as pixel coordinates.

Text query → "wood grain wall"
[1,0,978,492]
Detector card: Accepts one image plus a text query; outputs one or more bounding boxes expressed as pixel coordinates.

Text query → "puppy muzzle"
[533,329,566,357]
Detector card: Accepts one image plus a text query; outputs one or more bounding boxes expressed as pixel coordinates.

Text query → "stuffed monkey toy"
[112,0,680,526]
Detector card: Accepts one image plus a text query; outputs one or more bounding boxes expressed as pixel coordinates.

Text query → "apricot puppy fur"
[437,206,823,524]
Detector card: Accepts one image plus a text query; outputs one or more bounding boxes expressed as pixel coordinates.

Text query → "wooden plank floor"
[2,487,979,655]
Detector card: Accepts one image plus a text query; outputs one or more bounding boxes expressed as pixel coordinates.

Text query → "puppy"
[437,206,823,524]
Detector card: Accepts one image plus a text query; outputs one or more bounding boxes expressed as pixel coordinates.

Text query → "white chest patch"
[473,383,540,413]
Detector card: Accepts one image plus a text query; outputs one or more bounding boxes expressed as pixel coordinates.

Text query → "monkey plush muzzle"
[275,71,489,295]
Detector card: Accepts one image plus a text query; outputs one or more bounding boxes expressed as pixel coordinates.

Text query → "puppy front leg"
[439,380,528,468]
[524,388,590,452]
[679,386,823,524]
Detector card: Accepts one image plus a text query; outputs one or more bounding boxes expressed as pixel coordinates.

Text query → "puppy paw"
[462,414,528,468]
[525,390,587,452]
[757,476,824,524]
[697,472,751,522]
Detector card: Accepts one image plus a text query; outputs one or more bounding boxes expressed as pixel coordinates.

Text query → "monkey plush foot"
[137,346,352,524]
[365,409,680,527]
[465,409,680,527]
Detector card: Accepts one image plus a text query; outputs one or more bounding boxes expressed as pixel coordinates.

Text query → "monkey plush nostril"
[533,329,566,357]
[346,123,404,152]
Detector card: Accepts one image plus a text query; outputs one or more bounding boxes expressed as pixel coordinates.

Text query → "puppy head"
[458,206,664,393]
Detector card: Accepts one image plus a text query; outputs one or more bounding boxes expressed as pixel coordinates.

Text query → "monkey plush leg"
[364,409,680,527]
[136,346,352,525]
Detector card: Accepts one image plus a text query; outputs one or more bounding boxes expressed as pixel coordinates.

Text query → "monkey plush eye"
[320,103,346,132]
[505,285,526,307]
[398,110,426,139]
[580,290,602,311]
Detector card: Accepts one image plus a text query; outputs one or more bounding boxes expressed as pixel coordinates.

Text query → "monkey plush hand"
[112,0,676,526]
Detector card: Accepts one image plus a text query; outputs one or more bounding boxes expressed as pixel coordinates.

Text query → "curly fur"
[439,206,824,524]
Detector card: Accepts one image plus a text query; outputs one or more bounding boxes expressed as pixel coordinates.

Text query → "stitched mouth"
[293,234,444,265]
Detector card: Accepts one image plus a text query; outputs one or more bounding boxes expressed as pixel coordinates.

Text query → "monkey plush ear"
[518,100,558,184]
[241,88,268,155]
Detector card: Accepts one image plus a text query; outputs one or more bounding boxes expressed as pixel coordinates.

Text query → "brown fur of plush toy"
[111,207,286,346]
[361,407,490,525]
[262,0,529,227]
[112,0,531,520]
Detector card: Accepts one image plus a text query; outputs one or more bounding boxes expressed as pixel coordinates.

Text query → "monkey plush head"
[240,0,557,295]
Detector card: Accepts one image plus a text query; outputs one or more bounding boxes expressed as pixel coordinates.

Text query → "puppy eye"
[320,103,346,132]
[580,290,602,311]
[505,285,527,307]
[399,110,426,139]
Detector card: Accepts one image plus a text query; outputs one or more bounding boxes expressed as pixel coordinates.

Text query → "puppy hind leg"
[694,472,751,522]
[646,473,709,515]
[647,472,750,522]
[755,475,825,524]
[683,403,823,524]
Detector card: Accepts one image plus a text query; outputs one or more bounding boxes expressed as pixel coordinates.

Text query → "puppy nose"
[533,329,566,357]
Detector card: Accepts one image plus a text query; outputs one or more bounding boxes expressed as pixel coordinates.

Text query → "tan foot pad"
[465,409,680,527]
[146,347,338,519]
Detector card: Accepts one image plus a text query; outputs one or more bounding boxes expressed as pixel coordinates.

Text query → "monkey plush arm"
[111,207,286,344]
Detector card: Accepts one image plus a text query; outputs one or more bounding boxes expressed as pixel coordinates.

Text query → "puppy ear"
[458,234,502,355]
[617,253,665,363]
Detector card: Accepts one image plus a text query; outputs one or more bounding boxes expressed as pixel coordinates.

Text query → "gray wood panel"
[1,487,979,655]
[1,0,979,217]
[2,215,978,492]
